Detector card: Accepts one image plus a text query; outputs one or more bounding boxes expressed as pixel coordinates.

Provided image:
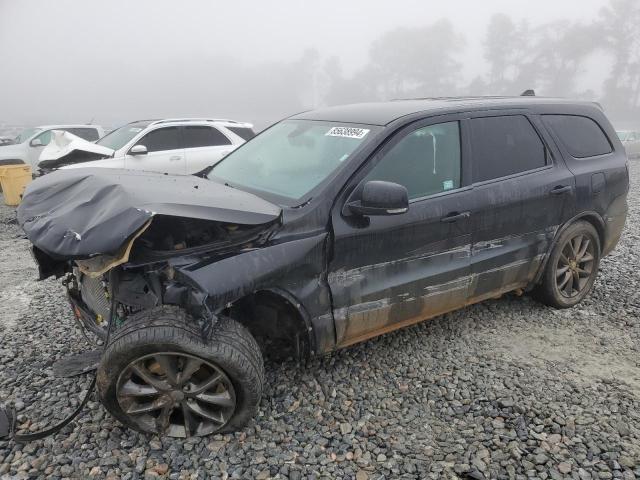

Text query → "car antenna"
[521,89,536,96]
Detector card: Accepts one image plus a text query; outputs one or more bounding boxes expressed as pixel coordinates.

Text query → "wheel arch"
[222,287,316,360]
[530,211,605,288]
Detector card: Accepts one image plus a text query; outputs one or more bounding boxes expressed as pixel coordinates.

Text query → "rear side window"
[543,115,612,158]
[183,126,231,148]
[66,128,100,141]
[135,127,181,152]
[470,115,547,183]
[364,121,461,200]
[226,126,255,141]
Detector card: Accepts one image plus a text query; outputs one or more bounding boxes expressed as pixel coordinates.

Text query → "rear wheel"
[534,221,601,308]
[96,306,264,437]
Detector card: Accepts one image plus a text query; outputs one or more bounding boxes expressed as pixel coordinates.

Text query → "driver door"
[125,126,186,174]
[329,117,474,347]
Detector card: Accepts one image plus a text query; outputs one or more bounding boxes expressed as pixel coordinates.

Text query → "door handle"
[440,211,471,223]
[170,156,181,161]
[550,185,572,195]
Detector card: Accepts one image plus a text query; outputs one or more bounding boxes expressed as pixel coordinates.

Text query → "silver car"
[617,130,640,158]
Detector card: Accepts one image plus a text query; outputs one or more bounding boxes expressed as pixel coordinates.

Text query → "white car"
[0,125,104,168]
[617,130,640,159]
[37,118,255,175]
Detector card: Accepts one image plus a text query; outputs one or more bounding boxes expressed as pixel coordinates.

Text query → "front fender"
[174,233,335,353]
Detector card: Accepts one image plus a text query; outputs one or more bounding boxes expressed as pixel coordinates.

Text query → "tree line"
[282,0,640,124]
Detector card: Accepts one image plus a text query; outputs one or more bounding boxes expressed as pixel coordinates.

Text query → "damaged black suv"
[18,97,628,438]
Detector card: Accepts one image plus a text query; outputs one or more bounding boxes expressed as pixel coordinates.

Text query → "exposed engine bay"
[66,216,278,338]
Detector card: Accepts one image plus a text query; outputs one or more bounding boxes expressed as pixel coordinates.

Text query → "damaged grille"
[80,274,111,323]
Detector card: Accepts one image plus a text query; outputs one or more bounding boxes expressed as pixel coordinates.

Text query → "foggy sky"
[0,0,609,129]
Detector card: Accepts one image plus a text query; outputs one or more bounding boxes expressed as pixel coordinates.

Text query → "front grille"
[80,274,111,323]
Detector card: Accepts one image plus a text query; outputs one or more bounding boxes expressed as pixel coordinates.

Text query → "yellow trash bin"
[0,165,32,206]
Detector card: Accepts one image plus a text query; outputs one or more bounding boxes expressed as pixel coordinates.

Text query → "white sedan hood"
[38,130,114,164]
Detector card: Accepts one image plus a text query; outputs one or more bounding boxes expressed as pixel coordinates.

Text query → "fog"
[0,0,637,131]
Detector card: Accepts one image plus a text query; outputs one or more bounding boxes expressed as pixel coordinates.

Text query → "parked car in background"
[617,130,640,158]
[18,97,628,438]
[0,136,13,146]
[37,118,255,175]
[0,125,104,167]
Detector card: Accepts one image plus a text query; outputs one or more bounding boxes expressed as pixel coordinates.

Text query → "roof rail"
[391,95,510,102]
[150,118,245,125]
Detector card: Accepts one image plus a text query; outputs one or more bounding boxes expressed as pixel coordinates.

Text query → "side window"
[227,126,256,141]
[364,121,461,200]
[182,126,231,148]
[66,128,99,141]
[135,127,181,153]
[470,115,547,183]
[543,115,612,158]
[33,130,51,146]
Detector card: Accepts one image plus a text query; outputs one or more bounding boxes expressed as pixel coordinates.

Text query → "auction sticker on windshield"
[325,127,370,139]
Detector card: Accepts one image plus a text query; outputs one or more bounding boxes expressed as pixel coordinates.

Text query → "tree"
[367,19,465,99]
[597,0,640,110]
[484,14,522,93]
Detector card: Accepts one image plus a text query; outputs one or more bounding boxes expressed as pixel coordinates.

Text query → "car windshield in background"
[14,128,41,144]
[617,131,631,141]
[208,120,381,202]
[96,122,150,150]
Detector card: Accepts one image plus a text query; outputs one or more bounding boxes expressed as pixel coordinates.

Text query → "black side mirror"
[348,180,409,216]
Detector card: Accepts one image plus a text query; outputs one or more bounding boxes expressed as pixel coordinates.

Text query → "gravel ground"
[0,164,639,480]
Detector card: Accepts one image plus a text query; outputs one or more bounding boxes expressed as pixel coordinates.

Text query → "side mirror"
[348,180,409,216]
[30,138,43,147]
[130,144,148,155]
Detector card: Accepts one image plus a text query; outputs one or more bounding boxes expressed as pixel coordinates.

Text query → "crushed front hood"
[37,130,114,169]
[17,168,282,259]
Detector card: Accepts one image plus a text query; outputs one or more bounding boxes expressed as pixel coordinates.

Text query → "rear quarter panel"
[537,105,629,255]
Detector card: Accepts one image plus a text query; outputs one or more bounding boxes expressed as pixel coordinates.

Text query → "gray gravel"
[1,163,640,480]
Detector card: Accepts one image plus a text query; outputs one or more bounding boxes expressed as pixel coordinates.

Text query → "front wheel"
[96,306,264,437]
[534,220,601,309]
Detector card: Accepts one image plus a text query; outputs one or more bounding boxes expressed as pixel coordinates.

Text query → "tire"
[533,220,601,309]
[96,306,264,437]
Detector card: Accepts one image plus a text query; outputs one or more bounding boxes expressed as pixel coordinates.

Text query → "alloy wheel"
[555,234,596,298]
[116,352,236,437]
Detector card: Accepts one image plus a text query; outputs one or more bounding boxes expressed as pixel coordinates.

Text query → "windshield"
[208,120,381,202]
[14,128,41,144]
[96,122,149,150]
[617,131,631,141]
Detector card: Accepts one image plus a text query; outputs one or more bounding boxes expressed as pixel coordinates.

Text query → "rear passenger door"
[182,125,234,174]
[126,126,185,174]
[467,112,576,302]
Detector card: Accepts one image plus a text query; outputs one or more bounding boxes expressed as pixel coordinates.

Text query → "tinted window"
[66,128,100,141]
[183,126,231,148]
[470,115,547,182]
[135,127,181,153]
[364,122,461,200]
[544,115,612,158]
[227,126,255,141]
